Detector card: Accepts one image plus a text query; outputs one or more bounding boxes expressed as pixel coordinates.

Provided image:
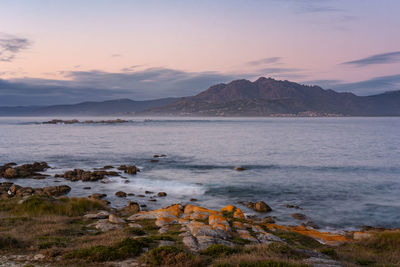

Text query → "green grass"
[125,227,146,236]
[0,196,105,217]
[146,246,197,266]
[65,237,149,262]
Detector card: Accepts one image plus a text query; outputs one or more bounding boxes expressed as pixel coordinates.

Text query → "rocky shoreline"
[1,162,399,266]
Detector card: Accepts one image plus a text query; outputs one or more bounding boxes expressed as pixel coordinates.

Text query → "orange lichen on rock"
[221,205,245,219]
[263,224,349,245]
[183,204,221,220]
[209,214,231,232]
[128,204,183,221]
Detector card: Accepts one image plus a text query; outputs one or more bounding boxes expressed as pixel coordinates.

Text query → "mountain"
[0,98,177,116]
[144,77,400,116]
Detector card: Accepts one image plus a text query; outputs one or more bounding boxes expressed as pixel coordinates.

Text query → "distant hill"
[144,77,400,116]
[0,98,177,116]
[1,78,399,116]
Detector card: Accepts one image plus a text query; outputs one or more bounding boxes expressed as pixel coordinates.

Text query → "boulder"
[109,214,126,224]
[125,165,138,175]
[3,168,17,178]
[88,193,107,200]
[255,201,271,212]
[115,191,127,198]
[291,213,307,220]
[157,192,167,197]
[43,185,71,197]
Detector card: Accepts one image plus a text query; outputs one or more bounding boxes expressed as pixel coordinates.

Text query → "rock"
[190,198,198,202]
[33,253,45,261]
[235,166,246,171]
[127,193,135,196]
[115,191,127,197]
[150,159,159,163]
[183,235,200,251]
[118,165,127,171]
[158,240,175,247]
[121,201,140,215]
[221,205,245,219]
[148,199,157,202]
[157,192,167,197]
[137,194,145,197]
[263,216,276,223]
[284,204,301,209]
[125,165,138,175]
[109,214,125,224]
[145,191,153,194]
[83,187,91,190]
[254,201,272,212]
[3,168,17,178]
[84,210,110,219]
[128,223,142,228]
[291,213,307,220]
[88,193,107,200]
[93,219,122,232]
[103,165,114,169]
[43,185,71,197]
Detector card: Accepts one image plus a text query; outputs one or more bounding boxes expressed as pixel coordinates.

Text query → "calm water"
[0,117,399,231]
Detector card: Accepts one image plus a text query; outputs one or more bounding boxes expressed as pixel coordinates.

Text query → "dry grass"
[335,231,400,266]
[211,244,310,267]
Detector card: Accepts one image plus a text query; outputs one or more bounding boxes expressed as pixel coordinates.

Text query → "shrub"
[0,235,23,249]
[147,246,194,266]
[65,237,148,262]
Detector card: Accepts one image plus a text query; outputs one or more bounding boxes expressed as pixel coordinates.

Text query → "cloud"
[247,57,282,66]
[0,67,242,106]
[343,51,400,67]
[304,75,400,96]
[331,74,400,95]
[0,33,31,62]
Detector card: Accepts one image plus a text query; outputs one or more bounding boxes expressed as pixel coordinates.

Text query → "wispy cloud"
[343,51,400,67]
[0,33,31,62]
[247,57,282,66]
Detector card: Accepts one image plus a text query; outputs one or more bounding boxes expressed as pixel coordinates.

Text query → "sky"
[1,0,400,106]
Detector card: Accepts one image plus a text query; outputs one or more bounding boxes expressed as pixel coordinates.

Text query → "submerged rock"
[157,192,167,197]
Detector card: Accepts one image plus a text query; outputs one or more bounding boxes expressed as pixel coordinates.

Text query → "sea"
[0,116,399,231]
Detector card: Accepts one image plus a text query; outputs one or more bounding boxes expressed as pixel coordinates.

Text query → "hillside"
[144,77,400,116]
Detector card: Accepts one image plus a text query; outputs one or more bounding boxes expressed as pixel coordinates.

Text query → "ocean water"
[0,116,399,231]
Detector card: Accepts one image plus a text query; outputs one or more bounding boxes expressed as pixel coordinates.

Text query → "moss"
[0,196,105,217]
[65,237,148,262]
[200,244,241,257]
[273,230,321,249]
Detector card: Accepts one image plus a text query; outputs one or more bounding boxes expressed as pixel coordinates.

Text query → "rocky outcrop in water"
[0,162,50,179]
[42,119,128,124]
[0,182,70,198]
[55,169,120,181]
